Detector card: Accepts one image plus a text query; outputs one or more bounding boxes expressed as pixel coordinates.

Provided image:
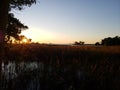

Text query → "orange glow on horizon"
[21,28,97,44]
[21,28,73,44]
[22,38,28,43]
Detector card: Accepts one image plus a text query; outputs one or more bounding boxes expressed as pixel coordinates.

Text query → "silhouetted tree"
[0,0,36,86]
[95,42,100,46]
[101,36,120,46]
[0,0,36,44]
[112,36,120,45]
[74,41,85,45]
[74,41,79,45]
[5,13,28,43]
[13,35,32,44]
[79,41,84,45]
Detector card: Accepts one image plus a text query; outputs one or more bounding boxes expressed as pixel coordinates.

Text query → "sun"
[22,38,28,43]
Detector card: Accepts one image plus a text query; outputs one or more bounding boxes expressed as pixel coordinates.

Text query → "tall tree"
[0,0,36,87]
[0,0,36,45]
[0,0,9,44]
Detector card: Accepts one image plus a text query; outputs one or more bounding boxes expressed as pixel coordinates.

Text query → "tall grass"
[1,44,120,90]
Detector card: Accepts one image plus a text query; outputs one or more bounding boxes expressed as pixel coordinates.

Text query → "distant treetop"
[96,36,120,46]
[10,0,36,10]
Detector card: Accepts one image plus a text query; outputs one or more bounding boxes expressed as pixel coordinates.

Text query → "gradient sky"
[12,0,120,44]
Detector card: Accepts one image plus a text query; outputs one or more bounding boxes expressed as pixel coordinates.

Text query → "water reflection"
[2,61,44,80]
[1,61,44,90]
[1,61,93,90]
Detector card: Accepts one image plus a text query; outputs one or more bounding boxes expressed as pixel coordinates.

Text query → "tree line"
[95,36,120,46]
[74,41,85,45]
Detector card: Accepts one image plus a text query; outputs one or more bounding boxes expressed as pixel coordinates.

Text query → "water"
[1,61,89,90]
[1,61,44,90]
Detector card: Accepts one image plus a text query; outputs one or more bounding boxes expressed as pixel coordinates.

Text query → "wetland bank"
[1,44,120,90]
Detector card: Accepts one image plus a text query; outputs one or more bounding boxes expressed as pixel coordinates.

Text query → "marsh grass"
[1,44,120,90]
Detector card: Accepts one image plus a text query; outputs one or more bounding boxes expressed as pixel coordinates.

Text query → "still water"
[1,61,44,90]
[1,61,86,90]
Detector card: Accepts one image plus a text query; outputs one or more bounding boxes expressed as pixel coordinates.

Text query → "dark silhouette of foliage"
[74,41,84,45]
[18,35,29,43]
[101,36,120,46]
[10,0,36,10]
[0,0,36,43]
[5,13,28,42]
[95,42,100,46]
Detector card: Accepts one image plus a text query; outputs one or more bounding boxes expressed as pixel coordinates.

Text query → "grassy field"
[1,44,120,90]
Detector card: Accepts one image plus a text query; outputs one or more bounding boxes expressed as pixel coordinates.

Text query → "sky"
[12,0,120,44]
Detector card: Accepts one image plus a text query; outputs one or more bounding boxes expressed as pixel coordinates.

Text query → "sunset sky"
[12,0,120,44]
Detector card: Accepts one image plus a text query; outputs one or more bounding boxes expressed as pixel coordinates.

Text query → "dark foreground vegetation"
[1,44,120,90]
